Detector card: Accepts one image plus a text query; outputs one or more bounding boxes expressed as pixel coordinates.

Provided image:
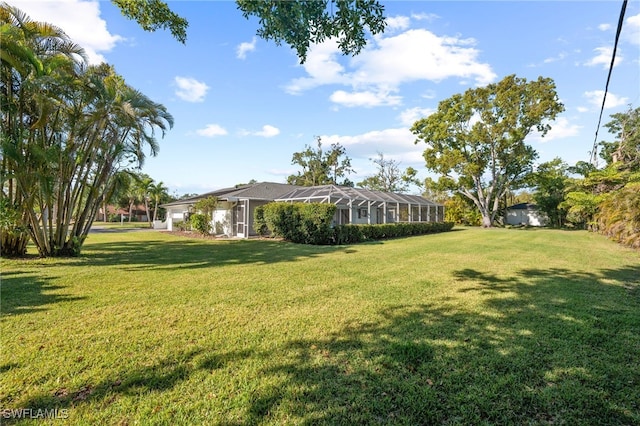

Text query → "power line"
[590,0,628,166]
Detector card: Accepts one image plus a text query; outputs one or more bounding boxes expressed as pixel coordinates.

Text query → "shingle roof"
[507,203,539,210]
[161,182,300,207]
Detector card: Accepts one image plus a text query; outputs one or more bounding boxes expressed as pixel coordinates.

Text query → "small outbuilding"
[505,203,548,227]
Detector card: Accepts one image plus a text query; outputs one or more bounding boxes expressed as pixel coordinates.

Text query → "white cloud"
[237,37,257,59]
[321,127,421,160]
[174,77,209,102]
[285,28,496,106]
[10,0,123,65]
[196,124,228,137]
[584,46,622,68]
[398,107,435,126]
[584,90,629,109]
[386,16,410,31]
[527,117,582,144]
[543,52,567,64]
[598,23,612,31]
[255,125,280,138]
[285,41,348,94]
[410,12,439,22]
[625,13,640,46]
[330,90,402,108]
[240,125,281,138]
[577,106,589,113]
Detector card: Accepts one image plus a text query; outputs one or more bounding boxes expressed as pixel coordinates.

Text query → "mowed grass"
[1,228,639,425]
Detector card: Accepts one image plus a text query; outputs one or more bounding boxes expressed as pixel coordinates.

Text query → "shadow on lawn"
[73,237,350,271]
[13,264,640,425]
[0,271,86,318]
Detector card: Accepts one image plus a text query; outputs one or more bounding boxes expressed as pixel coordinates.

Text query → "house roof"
[161,182,300,207]
[162,182,441,209]
[507,203,539,210]
[276,184,442,207]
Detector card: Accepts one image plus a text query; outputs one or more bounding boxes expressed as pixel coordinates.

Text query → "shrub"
[261,202,337,244]
[173,220,189,231]
[334,222,454,244]
[594,182,640,249]
[253,205,269,237]
[190,213,211,235]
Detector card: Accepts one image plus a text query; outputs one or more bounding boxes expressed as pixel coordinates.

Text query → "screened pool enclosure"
[276,185,444,226]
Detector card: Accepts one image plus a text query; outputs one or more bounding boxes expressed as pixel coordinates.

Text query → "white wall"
[506,208,548,226]
[213,202,233,236]
[165,204,190,231]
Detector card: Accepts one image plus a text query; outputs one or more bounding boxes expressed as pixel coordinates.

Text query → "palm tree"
[1,5,173,256]
[134,174,154,226]
[1,3,86,256]
[149,181,169,223]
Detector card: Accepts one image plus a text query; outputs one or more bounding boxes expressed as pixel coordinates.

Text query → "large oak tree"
[411,74,564,227]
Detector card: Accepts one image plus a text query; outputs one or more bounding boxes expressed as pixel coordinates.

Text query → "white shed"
[505,203,548,227]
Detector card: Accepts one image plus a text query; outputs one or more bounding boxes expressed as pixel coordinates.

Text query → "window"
[358,208,368,219]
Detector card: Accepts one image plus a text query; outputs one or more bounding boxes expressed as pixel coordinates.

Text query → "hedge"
[332,221,454,245]
[255,202,453,245]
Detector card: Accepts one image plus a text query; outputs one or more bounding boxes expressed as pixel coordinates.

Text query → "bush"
[173,220,189,231]
[190,214,212,235]
[333,222,454,245]
[259,201,454,245]
[261,202,337,244]
[253,205,269,237]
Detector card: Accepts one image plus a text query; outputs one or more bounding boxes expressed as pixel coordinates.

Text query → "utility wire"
[590,0,627,166]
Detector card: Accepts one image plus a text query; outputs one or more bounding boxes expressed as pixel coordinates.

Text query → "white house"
[505,203,548,227]
[161,182,445,239]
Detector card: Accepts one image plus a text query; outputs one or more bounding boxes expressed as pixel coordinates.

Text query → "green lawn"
[1,228,639,425]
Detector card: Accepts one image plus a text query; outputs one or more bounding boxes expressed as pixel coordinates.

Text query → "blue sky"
[12,0,640,196]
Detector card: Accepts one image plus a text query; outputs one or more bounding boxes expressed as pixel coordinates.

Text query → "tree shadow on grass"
[236,264,639,425]
[0,271,86,318]
[8,265,640,424]
[10,347,255,425]
[69,237,350,271]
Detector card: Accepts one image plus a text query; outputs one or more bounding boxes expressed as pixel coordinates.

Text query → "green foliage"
[287,137,354,186]
[262,202,337,244]
[358,152,420,193]
[560,191,602,229]
[530,157,569,227]
[333,222,454,244]
[193,196,218,216]
[261,201,454,245]
[190,213,212,235]
[599,106,640,170]
[112,0,188,43]
[253,205,268,237]
[112,0,387,64]
[236,0,386,63]
[52,236,85,257]
[173,220,189,232]
[594,181,640,248]
[444,196,481,226]
[0,5,173,257]
[412,74,564,227]
[0,198,29,256]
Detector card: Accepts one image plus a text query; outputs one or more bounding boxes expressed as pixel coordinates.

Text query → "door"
[233,202,246,238]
